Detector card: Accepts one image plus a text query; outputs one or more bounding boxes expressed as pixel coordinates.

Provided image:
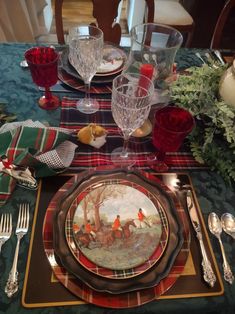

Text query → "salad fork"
[5,203,30,297]
[0,213,12,254]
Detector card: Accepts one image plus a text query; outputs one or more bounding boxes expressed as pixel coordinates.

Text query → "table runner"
[22,173,223,308]
[60,97,207,171]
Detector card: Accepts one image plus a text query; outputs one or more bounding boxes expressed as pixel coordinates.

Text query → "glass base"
[38,95,60,110]
[151,161,169,172]
[111,147,136,167]
[146,153,169,172]
[76,98,99,114]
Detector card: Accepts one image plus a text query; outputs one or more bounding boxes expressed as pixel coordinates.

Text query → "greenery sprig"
[171,64,235,184]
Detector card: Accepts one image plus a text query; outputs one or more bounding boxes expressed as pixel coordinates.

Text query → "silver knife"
[186,190,216,287]
[214,50,225,65]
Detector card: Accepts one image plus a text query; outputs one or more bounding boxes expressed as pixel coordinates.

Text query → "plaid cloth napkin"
[0,120,77,206]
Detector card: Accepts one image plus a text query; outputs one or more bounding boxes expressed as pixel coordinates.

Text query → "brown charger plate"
[58,68,113,94]
[53,168,184,294]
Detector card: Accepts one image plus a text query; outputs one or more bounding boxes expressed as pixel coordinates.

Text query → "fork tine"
[7,214,11,234]
[9,214,12,234]
[25,204,29,230]
[17,205,23,229]
[21,204,25,229]
[3,214,7,233]
[22,204,26,229]
[5,214,9,232]
[0,214,3,232]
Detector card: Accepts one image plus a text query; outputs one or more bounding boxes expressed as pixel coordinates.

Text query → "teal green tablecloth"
[0,43,234,314]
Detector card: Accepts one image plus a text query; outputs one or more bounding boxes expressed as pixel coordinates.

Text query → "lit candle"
[138,64,154,96]
[140,63,154,80]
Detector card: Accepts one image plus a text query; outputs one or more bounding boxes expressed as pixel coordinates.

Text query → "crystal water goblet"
[152,106,195,172]
[24,46,60,110]
[111,72,154,166]
[69,25,104,114]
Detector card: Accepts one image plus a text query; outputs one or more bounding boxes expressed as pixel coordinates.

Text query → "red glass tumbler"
[152,106,195,171]
[25,47,60,110]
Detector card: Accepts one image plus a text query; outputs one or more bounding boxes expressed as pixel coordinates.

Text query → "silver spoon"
[221,213,235,239]
[208,212,234,284]
[195,52,206,65]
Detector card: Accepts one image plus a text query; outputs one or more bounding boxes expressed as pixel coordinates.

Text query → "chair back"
[210,0,235,49]
[55,0,122,45]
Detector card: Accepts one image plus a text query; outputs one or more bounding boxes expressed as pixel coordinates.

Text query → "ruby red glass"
[152,106,195,171]
[25,47,60,110]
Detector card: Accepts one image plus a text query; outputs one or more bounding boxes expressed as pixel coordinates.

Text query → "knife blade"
[186,190,216,287]
[213,50,225,65]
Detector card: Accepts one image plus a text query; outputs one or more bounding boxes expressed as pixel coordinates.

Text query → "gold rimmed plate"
[72,181,163,270]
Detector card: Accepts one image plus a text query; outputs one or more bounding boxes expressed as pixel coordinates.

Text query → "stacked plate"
[43,168,190,308]
[58,44,127,93]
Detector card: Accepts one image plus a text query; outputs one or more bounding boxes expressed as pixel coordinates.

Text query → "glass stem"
[45,87,52,100]
[84,81,91,105]
[121,135,130,158]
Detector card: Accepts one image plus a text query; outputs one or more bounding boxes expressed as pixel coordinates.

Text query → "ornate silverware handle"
[186,190,216,288]
[5,234,22,297]
[218,237,234,284]
[197,233,217,287]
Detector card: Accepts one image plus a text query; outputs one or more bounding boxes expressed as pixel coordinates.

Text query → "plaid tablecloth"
[60,97,207,171]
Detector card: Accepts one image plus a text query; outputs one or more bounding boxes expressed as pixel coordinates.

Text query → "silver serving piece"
[214,50,225,65]
[221,213,235,239]
[208,212,234,285]
[186,190,216,287]
[5,204,29,297]
[195,52,206,65]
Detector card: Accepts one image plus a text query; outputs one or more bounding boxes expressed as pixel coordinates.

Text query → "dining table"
[0,42,234,314]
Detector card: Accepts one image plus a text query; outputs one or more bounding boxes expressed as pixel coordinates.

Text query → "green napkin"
[0,123,77,206]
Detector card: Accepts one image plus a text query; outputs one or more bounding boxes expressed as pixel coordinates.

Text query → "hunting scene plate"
[71,181,163,270]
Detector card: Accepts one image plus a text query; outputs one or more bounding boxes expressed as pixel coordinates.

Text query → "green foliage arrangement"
[0,102,17,126]
[171,64,235,184]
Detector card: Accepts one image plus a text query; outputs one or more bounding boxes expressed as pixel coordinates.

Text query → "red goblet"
[152,106,195,172]
[25,47,60,110]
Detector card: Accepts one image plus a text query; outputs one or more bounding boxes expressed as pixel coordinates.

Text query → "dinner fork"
[5,203,30,298]
[0,213,12,254]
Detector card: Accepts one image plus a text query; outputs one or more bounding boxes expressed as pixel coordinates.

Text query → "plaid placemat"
[60,97,207,170]
[22,173,223,309]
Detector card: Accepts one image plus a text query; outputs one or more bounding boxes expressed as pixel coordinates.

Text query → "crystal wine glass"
[69,25,104,114]
[24,46,60,110]
[152,106,195,172]
[111,72,154,166]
